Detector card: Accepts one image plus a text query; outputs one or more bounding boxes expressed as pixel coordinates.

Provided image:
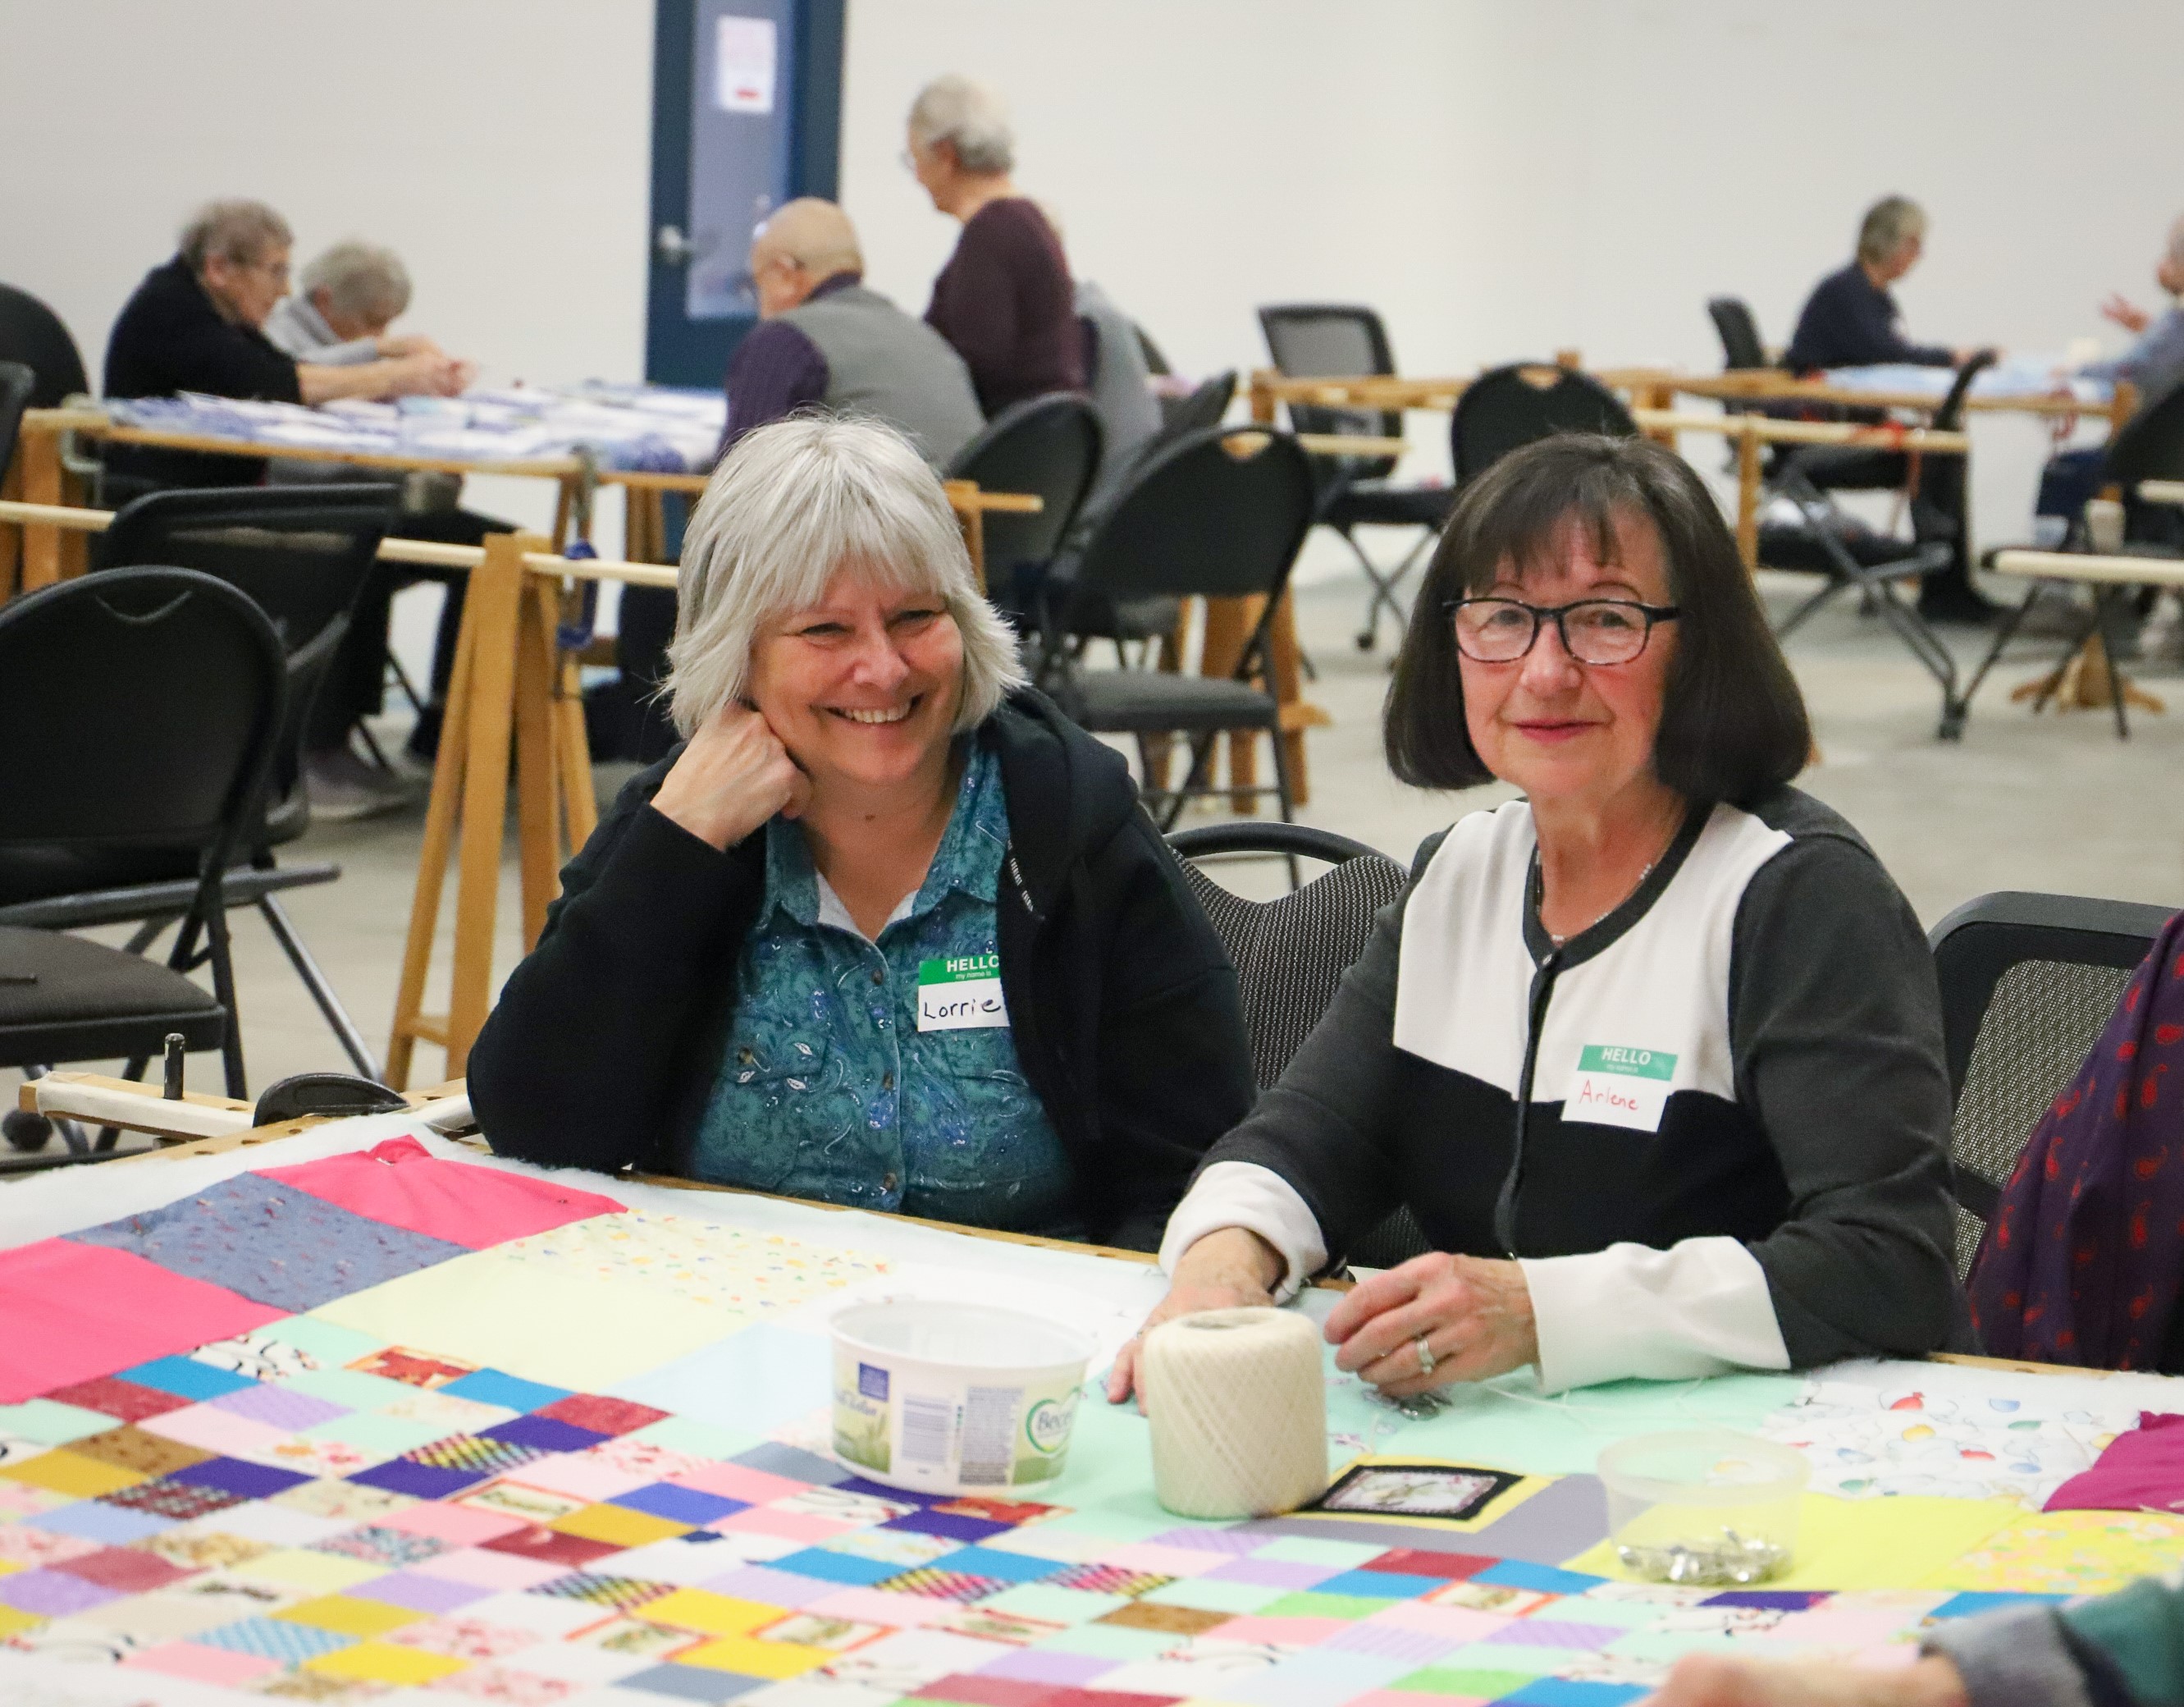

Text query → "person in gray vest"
[720,199,984,467]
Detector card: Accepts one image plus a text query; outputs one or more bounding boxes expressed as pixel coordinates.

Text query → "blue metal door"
[645,0,844,388]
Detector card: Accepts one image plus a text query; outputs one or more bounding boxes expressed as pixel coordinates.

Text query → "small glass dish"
[1597,1429,1808,1586]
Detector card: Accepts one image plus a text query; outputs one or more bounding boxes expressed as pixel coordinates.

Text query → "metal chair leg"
[258,895,380,1078]
[200,903,248,1099]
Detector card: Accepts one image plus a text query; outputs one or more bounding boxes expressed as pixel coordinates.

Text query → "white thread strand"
[1142,1307,1327,1519]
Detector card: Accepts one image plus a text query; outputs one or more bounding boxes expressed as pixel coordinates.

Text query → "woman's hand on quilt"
[651,702,811,851]
[1323,1252,1537,1395]
[1644,1653,1968,1707]
[1104,1226,1282,1408]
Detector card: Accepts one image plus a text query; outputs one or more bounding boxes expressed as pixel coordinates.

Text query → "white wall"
[6,0,2181,548]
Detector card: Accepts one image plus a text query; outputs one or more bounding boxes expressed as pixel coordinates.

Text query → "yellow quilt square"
[550,1502,692,1548]
[0,1604,44,1639]
[677,1633,830,1678]
[303,1639,468,1686]
[276,1594,426,1638]
[231,1547,388,1595]
[0,1449,144,1499]
[641,1588,784,1637]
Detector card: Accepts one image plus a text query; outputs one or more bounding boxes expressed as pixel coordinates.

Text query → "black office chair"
[0,282,89,410]
[0,361,34,480]
[1259,304,1455,652]
[944,394,1103,612]
[1708,297,1770,374]
[1451,364,1639,484]
[1167,822,1424,1270]
[1930,890,2174,1282]
[1158,370,1236,441]
[0,568,286,1147]
[6,486,404,1077]
[1039,425,1317,828]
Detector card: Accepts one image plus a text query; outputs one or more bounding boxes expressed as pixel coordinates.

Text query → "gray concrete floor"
[7,545,2181,1166]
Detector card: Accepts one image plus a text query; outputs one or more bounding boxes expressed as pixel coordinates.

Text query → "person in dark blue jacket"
[1781,196,1967,375]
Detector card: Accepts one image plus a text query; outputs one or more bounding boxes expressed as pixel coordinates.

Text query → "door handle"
[656,225,696,265]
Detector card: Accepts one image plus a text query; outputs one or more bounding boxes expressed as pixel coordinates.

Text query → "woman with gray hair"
[907,75,1083,413]
[470,416,1254,1247]
[1780,194,1973,374]
[263,240,460,373]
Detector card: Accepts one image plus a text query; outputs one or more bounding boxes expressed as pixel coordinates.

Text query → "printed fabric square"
[65,1172,472,1312]
[62,1424,213,1480]
[0,1241,283,1405]
[40,1377,194,1426]
[262,1136,625,1248]
[1309,1462,1527,1522]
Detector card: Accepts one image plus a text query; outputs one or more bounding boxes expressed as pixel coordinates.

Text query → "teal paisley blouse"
[691,742,1080,1236]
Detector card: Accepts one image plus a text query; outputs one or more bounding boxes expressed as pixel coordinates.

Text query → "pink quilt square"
[507,1454,648,1503]
[807,1586,953,1627]
[713,1508,857,1544]
[136,1403,290,1458]
[1209,1615,1349,1647]
[1366,1601,1509,1645]
[123,1641,281,1686]
[383,1501,531,1546]
[0,1242,283,1404]
[426,1547,572,1590]
[1098,1542,1228,1577]
[668,1462,812,1504]
[259,1138,624,1250]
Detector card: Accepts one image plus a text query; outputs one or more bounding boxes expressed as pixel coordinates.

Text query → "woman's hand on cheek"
[1323,1253,1538,1396]
[651,703,808,850]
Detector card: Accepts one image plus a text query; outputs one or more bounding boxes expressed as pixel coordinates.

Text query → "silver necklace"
[1542,853,1661,949]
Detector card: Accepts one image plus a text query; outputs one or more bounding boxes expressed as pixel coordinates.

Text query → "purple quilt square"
[832,1476,941,1508]
[610,1482,744,1526]
[347,1458,487,1499]
[886,1508,1010,1544]
[1483,1619,1625,1651]
[66,1173,471,1313]
[353,1570,492,1614]
[1702,1590,1831,1611]
[170,1457,313,1500]
[480,1414,605,1454]
[975,1650,1119,1686]
[0,1567,125,1618]
[1207,1557,1341,1588]
[619,1664,767,1703]
[207,1384,347,1431]
[34,1499,174,1545]
[1148,1526,1261,1554]
[696,1566,842,1609]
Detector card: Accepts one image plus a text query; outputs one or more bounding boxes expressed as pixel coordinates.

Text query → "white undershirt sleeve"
[1519,1236,1789,1394]
[1158,1161,1327,1302]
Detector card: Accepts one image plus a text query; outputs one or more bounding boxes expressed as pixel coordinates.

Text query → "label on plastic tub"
[831,1346,1081,1492]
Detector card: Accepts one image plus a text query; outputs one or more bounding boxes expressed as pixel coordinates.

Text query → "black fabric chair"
[1167,821,1425,1270]
[1038,426,1317,827]
[0,568,286,1137]
[1929,890,2174,1281]
[1158,370,1236,441]
[7,486,404,1077]
[0,282,89,410]
[1450,364,1638,484]
[944,393,1103,610]
[1259,304,1455,652]
[1708,297,1770,374]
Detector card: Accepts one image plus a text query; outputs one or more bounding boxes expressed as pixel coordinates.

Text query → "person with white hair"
[103,199,464,488]
[906,75,1083,413]
[2084,213,2184,402]
[719,197,983,463]
[263,240,453,371]
[1781,195,1972,374]
[469,416,1254,1247]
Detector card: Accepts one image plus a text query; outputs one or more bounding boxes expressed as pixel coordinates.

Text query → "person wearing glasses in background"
[1111,434,1963,1407]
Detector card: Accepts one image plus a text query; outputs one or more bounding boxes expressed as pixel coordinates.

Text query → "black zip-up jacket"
[467,690,1255,1251]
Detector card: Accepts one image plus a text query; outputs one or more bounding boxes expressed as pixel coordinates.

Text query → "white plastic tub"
[829,1301,1095,1496]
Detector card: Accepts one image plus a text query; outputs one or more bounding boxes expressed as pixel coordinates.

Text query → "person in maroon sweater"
[907,75,1084,415]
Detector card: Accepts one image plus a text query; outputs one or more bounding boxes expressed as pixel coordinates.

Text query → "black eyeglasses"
[1447,597,1680,666]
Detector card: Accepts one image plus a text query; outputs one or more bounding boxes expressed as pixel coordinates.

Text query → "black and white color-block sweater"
[1159,787,1966,1391]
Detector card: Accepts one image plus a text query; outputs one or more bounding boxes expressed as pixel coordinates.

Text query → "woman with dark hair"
[1110,434,1962,1402]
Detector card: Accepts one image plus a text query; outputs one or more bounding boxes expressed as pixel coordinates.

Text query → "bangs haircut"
[1384,433,1810,804]
[665,413,1026,739]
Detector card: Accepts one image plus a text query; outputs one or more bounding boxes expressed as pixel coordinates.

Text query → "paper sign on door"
[917,954,1009,1032]
[1565,1043,1677,1133]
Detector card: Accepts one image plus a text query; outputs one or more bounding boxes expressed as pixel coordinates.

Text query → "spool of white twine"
[1141,1307,1327,1519]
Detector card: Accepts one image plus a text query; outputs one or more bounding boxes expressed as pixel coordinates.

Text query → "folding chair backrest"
[1451,364,1638,485]
[0,567,284,858]
[1707,297,1768,371]
[0,281,89,408]
[1930,350,1998,432]
[945,393,1103,575]
[1258,304,1402,480]
[2104,377,2184,491]
[1159,370,1236,440]
[1930,890,2174,1279]
[1067,425,1316,609]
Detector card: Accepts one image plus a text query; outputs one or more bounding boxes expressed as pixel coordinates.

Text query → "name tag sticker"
[917,954,1009,1032]
[1565,1043,1678,1133]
